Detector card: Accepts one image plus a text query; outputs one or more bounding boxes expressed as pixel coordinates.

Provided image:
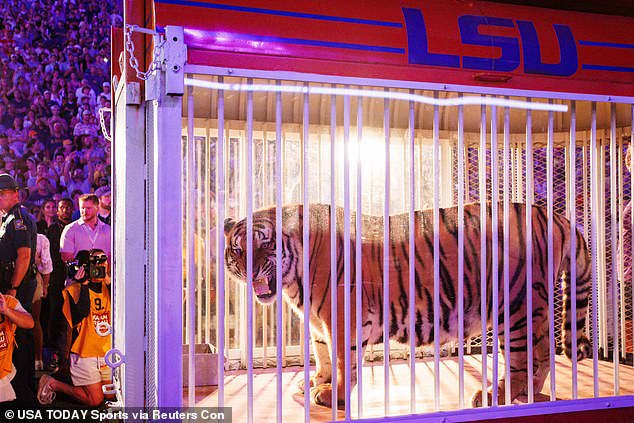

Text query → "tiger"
[224,202,592,409]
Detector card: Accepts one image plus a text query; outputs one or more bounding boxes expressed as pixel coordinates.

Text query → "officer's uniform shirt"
[0,203,37,274]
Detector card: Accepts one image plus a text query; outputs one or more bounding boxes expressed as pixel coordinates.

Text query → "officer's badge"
[14,219,26,230]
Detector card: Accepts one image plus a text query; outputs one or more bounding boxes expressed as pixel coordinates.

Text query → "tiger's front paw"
[297,373,331,394]
[310,383,345,410]
[471,389,492,408]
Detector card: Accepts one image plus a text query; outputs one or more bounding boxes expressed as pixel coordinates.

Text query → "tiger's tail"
[560,227,592,361]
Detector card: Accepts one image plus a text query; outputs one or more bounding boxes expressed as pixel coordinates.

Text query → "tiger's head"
[224,212,295,304]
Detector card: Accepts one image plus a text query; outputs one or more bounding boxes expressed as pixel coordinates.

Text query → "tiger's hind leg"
[297,337,332,394]
[470,341,530,407]
[531,328,551,395]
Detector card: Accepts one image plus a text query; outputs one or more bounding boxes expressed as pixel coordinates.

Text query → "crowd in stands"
[0,0,121,407]
[0,0,120,219]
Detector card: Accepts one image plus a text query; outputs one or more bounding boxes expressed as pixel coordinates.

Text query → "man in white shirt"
[60,192,110,265]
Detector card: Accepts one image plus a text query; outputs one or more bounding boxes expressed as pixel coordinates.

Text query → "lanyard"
[80,221,101,248]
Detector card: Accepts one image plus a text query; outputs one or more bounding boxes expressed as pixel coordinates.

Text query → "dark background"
[489,0,634,17]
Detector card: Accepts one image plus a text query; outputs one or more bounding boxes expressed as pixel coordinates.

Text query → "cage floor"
[184,354,634,422]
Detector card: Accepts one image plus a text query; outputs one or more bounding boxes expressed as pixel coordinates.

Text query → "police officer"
[0,173,37,405]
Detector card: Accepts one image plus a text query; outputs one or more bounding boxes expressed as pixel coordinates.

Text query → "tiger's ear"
[224,217,237,235]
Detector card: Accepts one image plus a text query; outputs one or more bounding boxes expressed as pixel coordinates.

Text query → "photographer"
[37,249,110,407]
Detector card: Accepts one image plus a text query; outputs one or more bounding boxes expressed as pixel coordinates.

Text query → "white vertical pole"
[216,78,226,408]
[383,92,391,415]
[590,102,600,397]
[408,95,416,414]
[569,101,578,400]
[547,104,556,401]
[503,105,511,406]
[186,84,196,407]
[457,99,465,409]
[356,95,364,418]
[302,84,311,423]
[433,94,441,411]
[196,135,203,345]
[245,82,254,423]
[583,145,590,243]
[525,102,534,404]
[148,64,182,409]
[343,92,352,421]
[478,102,489,408]
[618,127,626,361]
[631,105,634,388]
[204,125,210,346]
[275,82,283,423]
[329,88,338,422]
[490,106,499,407]
[610,103,620,395]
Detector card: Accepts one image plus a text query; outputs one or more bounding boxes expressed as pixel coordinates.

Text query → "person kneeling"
[37,250,111,406]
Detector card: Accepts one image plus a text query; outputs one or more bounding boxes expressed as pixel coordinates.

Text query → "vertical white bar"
[490,106,499,407]
[383,93,391,415]
[457,100,465,409]
[478,102,489,408]
[503,105,511,406]
[590,102,600,397]
[599,143,608,354]
[618,130,626,361]
[610,103,620,395]
[216,78,226,408]
[408,94,417,413]
[433,95,441,411]
[302,84,311,423]
[262,136,269,367]
[275,82,283,423]
[583,145,590,243]
[356,95,364,418]
[245,82,254,423]
[631,105,634,389]
[547,104,556,401]
[569,101,578,400]
[329,88,338,422]
[204,124,211,345]
[196,137,203,345]
[343,92,352,421]
[525,103,534,404]
[186,84,196,406]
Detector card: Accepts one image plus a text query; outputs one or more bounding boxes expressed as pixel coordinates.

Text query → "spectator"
[38,198,73,379]
[33,233,53,371]
[95,186,110,226]
[64,168,90,196]
[26,177,54,208]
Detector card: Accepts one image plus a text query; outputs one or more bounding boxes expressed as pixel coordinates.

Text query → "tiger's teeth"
[253,278,271,296]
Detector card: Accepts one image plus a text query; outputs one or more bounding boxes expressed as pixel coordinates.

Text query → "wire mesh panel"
[178,73,634,422]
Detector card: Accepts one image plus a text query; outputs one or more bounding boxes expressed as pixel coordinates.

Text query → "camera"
[67,249,108,281]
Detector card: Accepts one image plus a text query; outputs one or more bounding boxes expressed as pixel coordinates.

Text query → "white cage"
[112,16,634,423]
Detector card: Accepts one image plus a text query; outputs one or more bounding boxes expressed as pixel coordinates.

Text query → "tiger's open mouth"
[253,277,276,303]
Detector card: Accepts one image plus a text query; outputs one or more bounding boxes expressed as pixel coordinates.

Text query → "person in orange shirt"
[0,292,34,405]
[37,249,110,406]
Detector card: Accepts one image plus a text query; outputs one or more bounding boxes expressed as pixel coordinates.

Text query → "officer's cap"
[0,174,18,191]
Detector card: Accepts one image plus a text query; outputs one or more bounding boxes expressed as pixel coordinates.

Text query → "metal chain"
[98,107,112,142]
[124,24,166,81]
